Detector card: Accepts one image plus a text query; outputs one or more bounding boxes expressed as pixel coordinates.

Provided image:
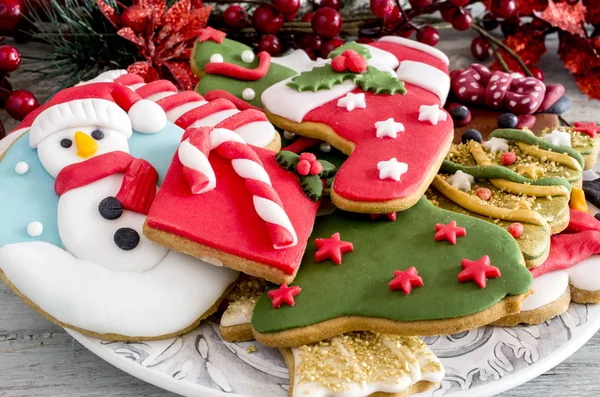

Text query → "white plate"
[67,302,600,397]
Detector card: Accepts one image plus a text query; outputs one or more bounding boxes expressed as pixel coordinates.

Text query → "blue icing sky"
[0,122,184,248]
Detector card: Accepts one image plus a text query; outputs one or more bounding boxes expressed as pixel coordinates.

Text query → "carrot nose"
[74,131,98,158]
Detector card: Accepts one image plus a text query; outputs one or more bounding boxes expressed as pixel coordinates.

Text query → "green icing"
[275,150,337,201]
[355,66,406,95]
[275,150,300,170]
[251,197,532,333]
[440,160,572,193]
[193,38,297,108]
[328,42,372,59]
[490,129,585,168]
[300,175,323,201]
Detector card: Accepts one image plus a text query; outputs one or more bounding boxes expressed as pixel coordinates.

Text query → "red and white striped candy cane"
[178,127,297,250]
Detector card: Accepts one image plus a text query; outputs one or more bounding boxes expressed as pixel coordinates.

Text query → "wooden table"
[1,31,600,396]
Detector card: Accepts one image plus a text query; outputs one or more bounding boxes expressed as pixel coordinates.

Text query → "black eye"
[91,130,104,140]
[60,139,72,148]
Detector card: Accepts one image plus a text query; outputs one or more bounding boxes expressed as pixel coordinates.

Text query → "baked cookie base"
[143,222,301,285]
[252,292,530,348]
[280,348,436,397]
[0,268,236,342]
[582,143,600,171]
[265,110,454,214]
[220,323,254,343]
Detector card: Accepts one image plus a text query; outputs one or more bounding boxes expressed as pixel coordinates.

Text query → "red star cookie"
[268,284,302,308]
[315,232,354,265]
[574,121,599,138]
[197,27,227,44]
[458,255,501,288]
[434,221,466,245]
[389,267,424,295]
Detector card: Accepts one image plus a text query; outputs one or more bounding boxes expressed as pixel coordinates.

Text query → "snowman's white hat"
[29,82,167,148]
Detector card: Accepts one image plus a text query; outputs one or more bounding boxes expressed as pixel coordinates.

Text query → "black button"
[91,130,104,140]
[114,228,140,251]
[60,139,72,148]
[98,196,123,220]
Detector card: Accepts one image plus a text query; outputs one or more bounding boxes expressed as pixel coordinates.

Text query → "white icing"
[144,91,176,103]
[234,121,277,148]
[271,49,320,73]
[253,196,298,248]
[242,88,256,101]
[231,158,272,185]
[221,300,253,327]
[543,130,572,147]
[447,170,474,191]
[27,221,43,237]
[521,271,569,311]
[375,118,405,139]
[128,82,146,91]
[127,99,167,134]
[418,104,447,125]
[166,100,209,123]
[76,69,127,86]
[188,109,240,129]
[0,242,238,337]
[378,36,450,65]
[200,256,224,267]
[178,139,216,193]
[15,161,29,175]
[320,143,332,152]
[337,92,367,112]
[377,158,408,181]
[568,256,600,291]
[209,53,224,63]
[483,137,509,153]
[364,44,400,70]
[241,50,255,64]
[283,131,296,140]
[396,60,450,104]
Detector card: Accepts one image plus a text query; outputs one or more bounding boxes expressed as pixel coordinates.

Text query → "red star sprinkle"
[574,122,599,138]
[370,212,397,221]
[196,27,227,44]
[434,221,467,245]
[389,267,424,295]
[458,255,501,289]
[267,283,302,308]
[315,232,354,265]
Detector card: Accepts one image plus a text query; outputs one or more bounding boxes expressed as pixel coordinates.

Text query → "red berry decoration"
[252,4,284,35]
[297,34,323,57]
[301,12,314,22]
[320,37,344,58]
[297,159,311,176]
[273,0,300,15]
[471,36,491,61]
[370,0,395,18]
[441,8,456,23]
[320,0,342,10]
[258,34,282,56]
[223,5,248,29]
[491,0,516,19]
[409,0,433,7]
[529,66,544,81]
[507,222,524,238]
[283,12,297,22]
[311,7,342,39]
[450,0,470,5]
[452,8,473,31]
[346,54,368,73]
[476,187,492,201]
[0,0,23,35]
[299,152,317,162]
[0,44,21,73]
[398,27,415,38]
[500,151,517,165]
[416,26,439,46]
[5,90,39,121]
[482,12,499,30]
[310,161,323,175]
[383,6,403,30]
[331,55,347,72]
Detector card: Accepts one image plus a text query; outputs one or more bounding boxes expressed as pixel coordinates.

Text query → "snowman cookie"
[261,37,454,214]
[0,81,240,340]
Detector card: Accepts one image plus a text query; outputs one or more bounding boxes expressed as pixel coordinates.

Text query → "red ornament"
[301,11,314,22]
[409,0,433,7]
[435,221,467,245]
[383,6,403,30]
[223,6,248,29]
[297,34,323,58]
[491,0,517,19]
[574,121,600,138]
[268,283,302,308]
[416,26,440,46]
[311,7,342,39]
[315,232,354,265]
[370,212,397,221]
[476,187,492,201]
[458,255,501,288]
[471,36,491,61]
[441,7,456,23]
[320,0,341,9]
[5,89,39,121]
[451,8,473,31]
[0,44,21,72]
[273,0,300,15]
[501,151,517,165]
[389,267,424,295]
[320,37,344,58]
[258,34,282,56]
[370,0,395,18]
[252,4,284,35]
[507,222,524,238]
[0,0,23,35]
[297,159,311,175]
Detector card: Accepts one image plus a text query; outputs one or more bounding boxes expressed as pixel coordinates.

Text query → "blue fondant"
[0,122,184,248]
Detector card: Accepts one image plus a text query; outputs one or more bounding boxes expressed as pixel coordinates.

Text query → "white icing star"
[447,170,475,191]
[377,158,408,181]
[337,92,366,112]
[483,137,509,153]
[418,104,448,125]
[543,129,572,147]
[375,118,405,139]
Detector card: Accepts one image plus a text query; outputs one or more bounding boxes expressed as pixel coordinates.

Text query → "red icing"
[370,212,397,221]
[507,222,524,238]
[458,255,501,288]
[214,109,268,130]
[115,158,158,215]
[135,80,178,99]
[304,85,453,202]
[368,41,449,74]
[147,139,319,275]
[268,283,302,308]
[388,267,424,295]
[531,230,600,278]
[113,73,144,86]
[174,98,237,129]
[565,209,600,233]
[574,121,599,138]
[157,91,205,113]
[314,232,354,265]
[434,221,466,245]
[204,90,263,111]
[204,52,271,81]
[282,137,322,153]
[196,27,227,44]
[516,114,536,129]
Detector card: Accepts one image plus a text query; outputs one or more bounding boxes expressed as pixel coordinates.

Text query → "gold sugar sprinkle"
[246,345,257,354]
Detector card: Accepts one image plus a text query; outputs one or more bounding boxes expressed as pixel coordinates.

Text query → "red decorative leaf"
[558,32,599,75]
[489,24,547,73]
[162,61,199,91]
[584,0,600,25]
[538,0,586,37]
[117,27,146,47]
[515,0,548,15]
[128,61,160,82]
[96,0,121,28]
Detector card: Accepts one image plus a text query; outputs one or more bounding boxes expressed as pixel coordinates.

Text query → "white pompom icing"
[128,100,168,134]
[242,88,256,101]
[15,161,29,175]
[27,221,43,237]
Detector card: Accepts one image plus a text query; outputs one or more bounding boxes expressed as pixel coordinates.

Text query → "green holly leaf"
[275,150,300,171]
[300,174,323,202]
[287,66,354,92]
[328,42,372,59]
[318,160,336,178]
[355,66,407,95]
